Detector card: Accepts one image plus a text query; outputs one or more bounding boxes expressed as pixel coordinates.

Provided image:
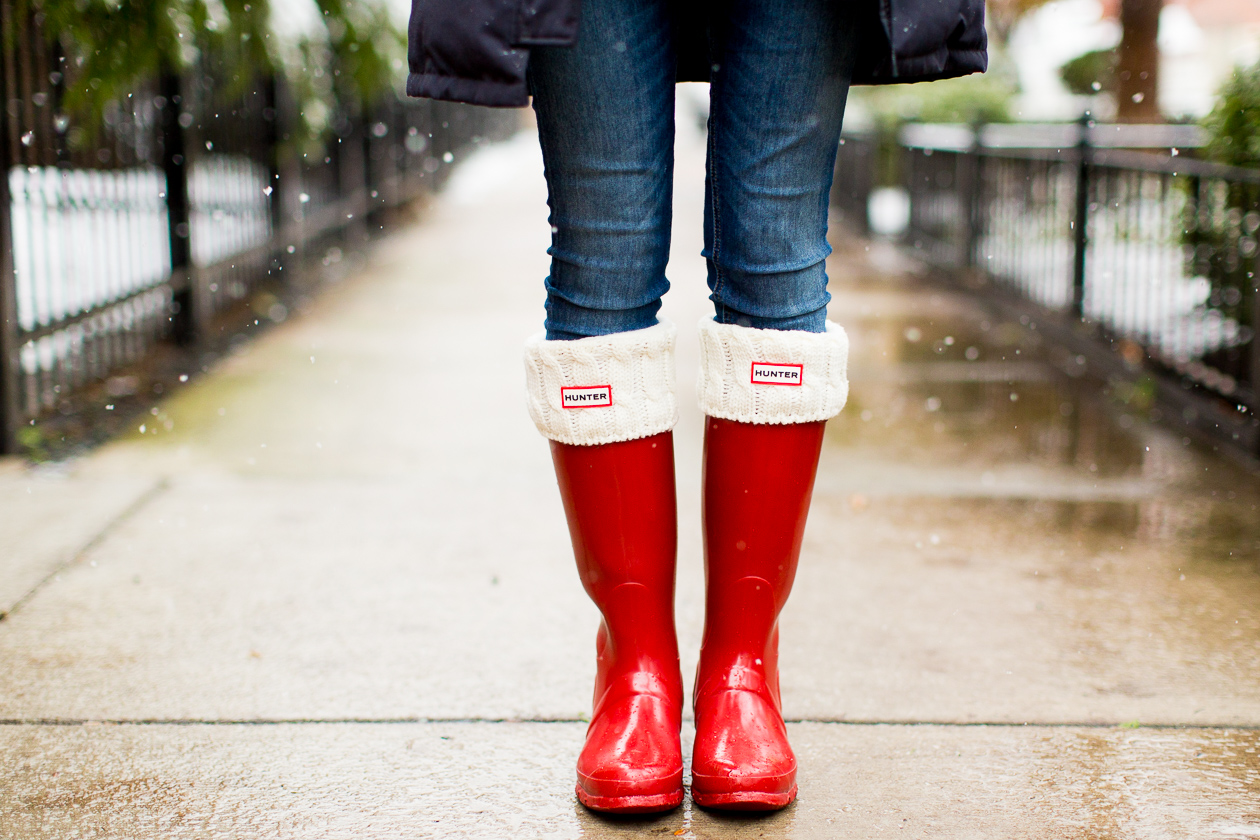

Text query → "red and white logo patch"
[751,362,803,386]
[561,385,613,408]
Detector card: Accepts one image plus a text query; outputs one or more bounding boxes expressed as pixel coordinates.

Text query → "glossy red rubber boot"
[551,431,684,814]
[691,416,826,811]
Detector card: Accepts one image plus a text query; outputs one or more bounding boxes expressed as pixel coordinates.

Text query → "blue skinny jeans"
[528,0,857,340]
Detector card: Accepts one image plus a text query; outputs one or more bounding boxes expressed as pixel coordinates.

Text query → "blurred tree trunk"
[1116,0,1163,122]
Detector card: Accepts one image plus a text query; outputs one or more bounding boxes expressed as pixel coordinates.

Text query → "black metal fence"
[837,121,1260,457]
[0,9,516,454]
[830,133,878,237]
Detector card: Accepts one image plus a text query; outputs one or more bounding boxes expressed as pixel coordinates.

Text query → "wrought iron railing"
[834,121,1260,457]
[0,10,516,453]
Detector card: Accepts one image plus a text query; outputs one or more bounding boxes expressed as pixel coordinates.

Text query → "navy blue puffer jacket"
[407,0,987,107]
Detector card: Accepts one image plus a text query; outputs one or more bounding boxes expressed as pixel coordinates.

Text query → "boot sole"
[691,781,797,811]
[576,784,684,814]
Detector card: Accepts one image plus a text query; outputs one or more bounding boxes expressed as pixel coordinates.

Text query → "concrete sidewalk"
[2,110,1259,839]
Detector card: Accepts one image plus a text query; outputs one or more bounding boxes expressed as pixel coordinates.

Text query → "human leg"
[703,0,857,332]
[692,0,857,810]
[525,322,684,814]
[525,0,684,813]
[691,320,849,810]
[550,428,683,813]
[528,0,676,340]
[693,416,825,809]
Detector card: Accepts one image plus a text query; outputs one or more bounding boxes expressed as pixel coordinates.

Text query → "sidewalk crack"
[0,717,1256,730]
[0,477,171,622]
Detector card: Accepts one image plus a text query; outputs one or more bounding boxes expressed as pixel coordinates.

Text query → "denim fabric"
[529,0,856,340]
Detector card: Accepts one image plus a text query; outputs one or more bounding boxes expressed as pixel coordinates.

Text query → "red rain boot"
[691,416,826,811]
[551,431,685,814]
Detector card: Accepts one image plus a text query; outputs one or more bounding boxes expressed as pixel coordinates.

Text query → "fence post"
[272,75,303,252]
[1252,251,1260,456]
[335,107,368,243]
[262,74,283,240]
[0,1,22,455]
[1071,114,1091,320]
[0,86,19,454]
[959,123,983,269]
[389,98,405,206]
[363,105,379,215]
[160,69,197,344]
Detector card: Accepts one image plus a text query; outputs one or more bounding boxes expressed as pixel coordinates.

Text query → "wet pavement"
[4,723,1258,838]
[2,105,1259,837]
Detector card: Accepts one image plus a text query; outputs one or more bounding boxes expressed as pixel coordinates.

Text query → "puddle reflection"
[833,287,1260,502]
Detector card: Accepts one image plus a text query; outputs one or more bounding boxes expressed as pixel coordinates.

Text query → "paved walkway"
[2,107,1259,839]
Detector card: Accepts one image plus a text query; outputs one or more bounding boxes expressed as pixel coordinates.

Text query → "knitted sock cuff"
[524,320,678,446]
[696,319,849,425]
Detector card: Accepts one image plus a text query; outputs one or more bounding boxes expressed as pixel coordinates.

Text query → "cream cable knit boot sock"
[524,320,678,446]
[697,319,849,425]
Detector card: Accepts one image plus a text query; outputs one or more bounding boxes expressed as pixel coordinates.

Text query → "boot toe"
[691,689,797,810]
[576,694,683,813]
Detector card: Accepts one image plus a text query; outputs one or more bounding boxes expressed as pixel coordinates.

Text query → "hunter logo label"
[561,385,613,408]
[751,362,803,386]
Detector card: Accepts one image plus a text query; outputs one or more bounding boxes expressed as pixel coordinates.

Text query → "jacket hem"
[852,47,988,85]
[406,72,529,107]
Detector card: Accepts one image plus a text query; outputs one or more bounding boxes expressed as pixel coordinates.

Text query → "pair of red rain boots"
[524,318,848,813]
[551,418,825,812]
